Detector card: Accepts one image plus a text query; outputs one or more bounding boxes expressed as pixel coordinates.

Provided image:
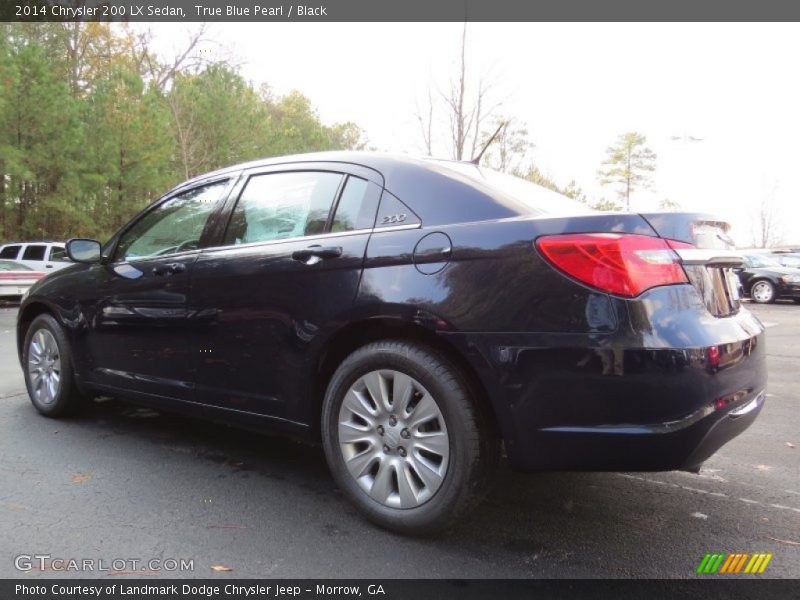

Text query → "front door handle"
[152,262,186,276]
[292,245,343,264]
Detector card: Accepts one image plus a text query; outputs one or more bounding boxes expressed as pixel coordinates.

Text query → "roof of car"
[169,151,582,227]
[0,241,63,246]
[176,151,455,184]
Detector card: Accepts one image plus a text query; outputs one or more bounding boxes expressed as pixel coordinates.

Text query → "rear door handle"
[152,262,186,276]
[292,245,342,264]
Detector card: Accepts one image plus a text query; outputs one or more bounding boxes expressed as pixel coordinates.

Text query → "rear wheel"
[321,340,499,535]
[750,280,776,304]
[23,314,84,417]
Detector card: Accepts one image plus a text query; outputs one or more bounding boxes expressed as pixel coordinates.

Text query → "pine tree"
[598,132,656,211]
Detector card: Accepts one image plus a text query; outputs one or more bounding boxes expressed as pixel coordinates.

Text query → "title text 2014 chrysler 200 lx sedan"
[17,152,766,534]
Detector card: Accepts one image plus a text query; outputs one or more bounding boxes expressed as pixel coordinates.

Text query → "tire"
[750,280,776,304]
[321,340,500,535]
[22,314,84,417]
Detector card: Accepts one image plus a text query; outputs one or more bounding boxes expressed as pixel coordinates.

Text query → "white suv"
[0,241,72,272]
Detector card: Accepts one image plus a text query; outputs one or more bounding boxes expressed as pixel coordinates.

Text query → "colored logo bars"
[697,552,773,574]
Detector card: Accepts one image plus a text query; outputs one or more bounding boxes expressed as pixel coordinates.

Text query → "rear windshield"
[0,245,20,259]
[0,260,32,271]
[778,255,800,267]
[433,161,594,217]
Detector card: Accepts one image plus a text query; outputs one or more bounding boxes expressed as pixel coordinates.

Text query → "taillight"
[535,233,689,297]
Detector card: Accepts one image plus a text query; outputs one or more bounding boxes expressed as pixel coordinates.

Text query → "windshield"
[745,254,782,268]
[432,160,595,217]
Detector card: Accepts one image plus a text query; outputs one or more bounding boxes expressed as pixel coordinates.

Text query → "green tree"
[0,32,84,239]
[659,197,680,211]
[598,132,656,211]
[0,25,366,243]
[480,118,533,174]
[84,66,173,235]
[167,64,268,178]
[517,164,563,194]
[592,197,623,211]
[561,179,587,203]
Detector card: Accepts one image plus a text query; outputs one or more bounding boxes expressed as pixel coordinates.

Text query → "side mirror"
[66,238,102,264]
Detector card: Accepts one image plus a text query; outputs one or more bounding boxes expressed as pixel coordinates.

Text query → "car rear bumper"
[442,285,768,472]
[506,386,765,472]
[0,283,31,298]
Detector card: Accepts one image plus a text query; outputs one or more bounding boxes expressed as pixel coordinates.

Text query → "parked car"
[0,241,71,272]
[16,152,766,534]
[770,252,800,269]
[736,253,800,303]
[0,260,46,299]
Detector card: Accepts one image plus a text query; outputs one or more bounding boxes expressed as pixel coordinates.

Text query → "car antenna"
[470,121,506,165]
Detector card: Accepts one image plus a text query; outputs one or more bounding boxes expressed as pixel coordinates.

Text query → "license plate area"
[684,265,741,317]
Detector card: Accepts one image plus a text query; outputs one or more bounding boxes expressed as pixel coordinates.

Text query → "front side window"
[48,246,69,262]
[22,245,46,261]
[224,171,343,245]
[115,181,228,261]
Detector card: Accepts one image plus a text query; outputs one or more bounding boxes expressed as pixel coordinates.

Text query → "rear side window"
[0,245,20,259]
[330,176,380,232]
[225,171,343,245]
[22,245,46,261]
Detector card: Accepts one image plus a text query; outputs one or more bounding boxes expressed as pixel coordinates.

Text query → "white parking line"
[617,473,800,514]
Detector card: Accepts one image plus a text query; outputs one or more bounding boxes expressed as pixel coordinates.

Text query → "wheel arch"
[16,301,58,360]
[310,318,501,441]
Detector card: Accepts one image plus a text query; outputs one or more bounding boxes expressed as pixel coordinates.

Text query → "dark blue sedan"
[17,152,766,534]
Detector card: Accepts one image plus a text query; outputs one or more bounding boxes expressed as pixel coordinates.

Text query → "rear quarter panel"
[357,213,657,333]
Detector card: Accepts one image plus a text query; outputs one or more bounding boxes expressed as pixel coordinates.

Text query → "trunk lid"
[639,212,742,317]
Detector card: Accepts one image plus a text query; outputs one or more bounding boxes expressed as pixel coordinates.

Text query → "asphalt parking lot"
[0,302,797,579]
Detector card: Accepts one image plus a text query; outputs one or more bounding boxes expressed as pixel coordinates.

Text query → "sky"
[146,22,800,247]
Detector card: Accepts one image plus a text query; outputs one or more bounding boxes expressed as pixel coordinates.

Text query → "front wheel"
[321,340,499,535]
[23,314,84,417]
[750,280,776,304]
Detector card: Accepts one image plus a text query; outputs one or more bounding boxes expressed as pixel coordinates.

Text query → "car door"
[45,244,71,271]
[189,164,382,423]
[20,244,47,270]
[83,178,233,401]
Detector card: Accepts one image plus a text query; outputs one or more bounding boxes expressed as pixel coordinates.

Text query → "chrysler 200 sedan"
[17,152,766,534]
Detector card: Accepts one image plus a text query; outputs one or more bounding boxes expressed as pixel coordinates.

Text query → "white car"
[0,260,46,299]
[0,241,71,272]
